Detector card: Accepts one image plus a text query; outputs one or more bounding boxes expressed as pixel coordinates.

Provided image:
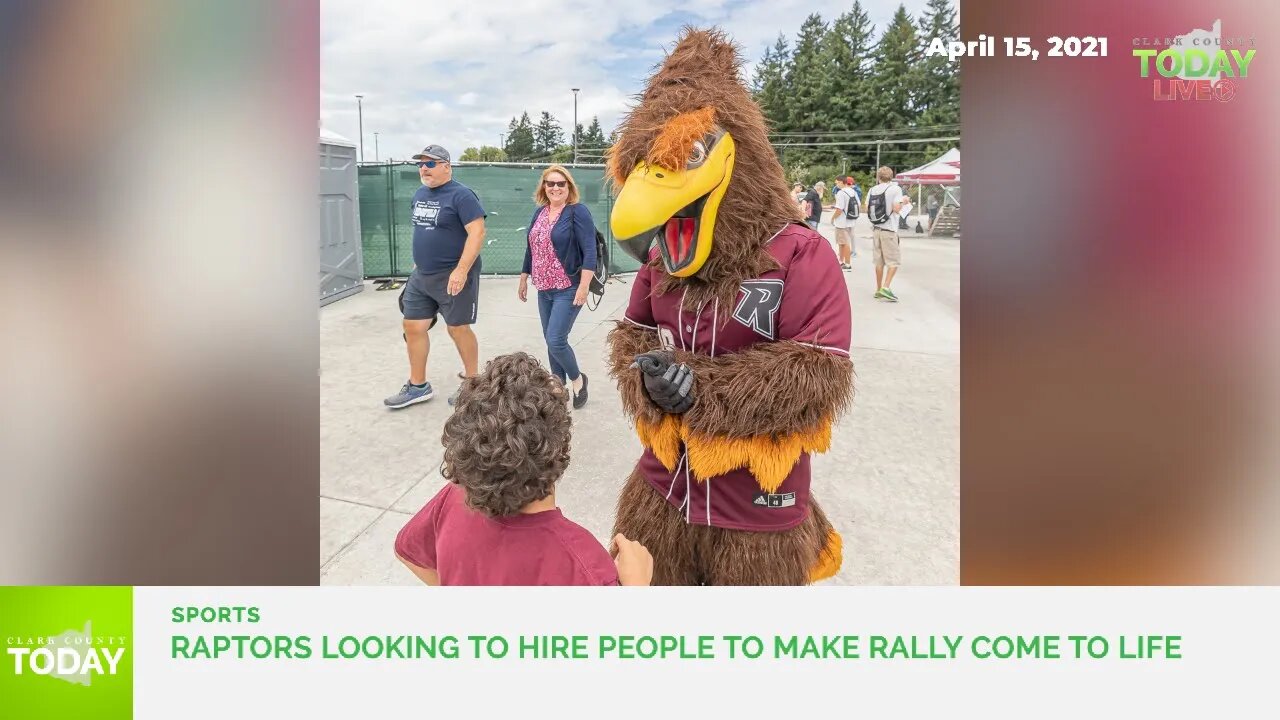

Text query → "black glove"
[631,351,695,414]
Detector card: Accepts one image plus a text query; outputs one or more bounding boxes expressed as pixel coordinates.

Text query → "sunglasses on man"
[416,160,446,169]
[544,180,568,188]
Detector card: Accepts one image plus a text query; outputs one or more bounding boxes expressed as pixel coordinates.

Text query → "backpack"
[868,185,892,225]
[842,187,860,219]
[586,227,609,310]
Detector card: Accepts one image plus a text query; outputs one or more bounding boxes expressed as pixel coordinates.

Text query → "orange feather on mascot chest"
[606,28,854,585]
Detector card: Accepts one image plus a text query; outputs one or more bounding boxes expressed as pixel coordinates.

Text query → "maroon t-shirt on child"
[395,483,620,586]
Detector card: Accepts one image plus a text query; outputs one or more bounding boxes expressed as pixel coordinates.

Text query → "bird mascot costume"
[607,28,855,585]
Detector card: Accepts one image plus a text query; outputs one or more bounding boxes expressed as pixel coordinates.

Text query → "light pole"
[373,132,379,162]
[355,94,365,162]
[571,88,580,165]
[499,133,505,153]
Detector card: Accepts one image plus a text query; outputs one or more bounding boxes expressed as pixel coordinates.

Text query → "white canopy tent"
[895,148,960,185]
[893,149,960,234]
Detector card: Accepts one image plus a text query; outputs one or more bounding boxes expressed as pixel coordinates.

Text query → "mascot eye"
[688,141,707,167]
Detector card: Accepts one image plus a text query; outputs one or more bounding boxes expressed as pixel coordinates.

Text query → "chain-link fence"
[358,162,641,278]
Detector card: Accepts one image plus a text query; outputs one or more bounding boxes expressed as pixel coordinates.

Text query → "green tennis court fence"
[358,162,641,278]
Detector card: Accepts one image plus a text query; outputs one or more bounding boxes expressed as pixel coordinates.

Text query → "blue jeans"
[537,287,583,384]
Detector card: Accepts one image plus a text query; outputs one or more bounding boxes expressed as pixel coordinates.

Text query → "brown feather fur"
[607,28,851,586]
[613,468,702,585]
[700,497,835,585]
[605,322,664,426]
[675,341,854,439]
[606,27,802,310]
[612,469,840,586]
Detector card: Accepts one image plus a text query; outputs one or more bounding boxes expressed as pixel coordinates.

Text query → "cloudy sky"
[321,0,935,163]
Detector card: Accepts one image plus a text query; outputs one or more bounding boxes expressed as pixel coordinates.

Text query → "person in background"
[517,165,597,409]
[927,192,940,229]
[867,166,907,302]
[395,352,654,586]
[844,176,862,215]
[845,176,862,259]
[831,177,857,270]
[384,144,486,409]
[803,181,824,230]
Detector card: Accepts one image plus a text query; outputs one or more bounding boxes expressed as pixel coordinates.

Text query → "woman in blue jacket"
[518,165,597,408]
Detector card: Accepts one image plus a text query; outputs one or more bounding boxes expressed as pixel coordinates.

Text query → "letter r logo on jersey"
[732,280,784,339]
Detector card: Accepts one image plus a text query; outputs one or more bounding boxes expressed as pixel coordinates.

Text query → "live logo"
[1153,78,1235,102]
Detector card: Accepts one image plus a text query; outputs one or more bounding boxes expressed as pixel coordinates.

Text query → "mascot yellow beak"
[610,131,735,277]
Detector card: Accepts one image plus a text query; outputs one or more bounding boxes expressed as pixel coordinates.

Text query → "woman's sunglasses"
[416,160,444,169]
[544,180,568,188]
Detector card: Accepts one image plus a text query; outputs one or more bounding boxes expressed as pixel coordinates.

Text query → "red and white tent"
[893,148,961,235]
[895,148,960,185]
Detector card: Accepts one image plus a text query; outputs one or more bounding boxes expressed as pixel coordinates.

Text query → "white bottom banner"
[134,587,1279,717]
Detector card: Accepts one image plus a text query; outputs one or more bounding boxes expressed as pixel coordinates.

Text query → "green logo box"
[0,587,133,719]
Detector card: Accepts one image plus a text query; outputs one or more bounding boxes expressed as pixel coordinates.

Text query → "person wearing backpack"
[832,177,859,270]
[844,175,862,216]
[867,166,907,302]
[518,165,597,408]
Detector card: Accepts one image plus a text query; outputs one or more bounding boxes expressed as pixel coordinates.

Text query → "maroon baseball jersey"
[395,483,620,586]
[623,223,852,531]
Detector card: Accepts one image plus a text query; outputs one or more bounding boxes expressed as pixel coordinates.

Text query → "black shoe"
[573,373,588,409]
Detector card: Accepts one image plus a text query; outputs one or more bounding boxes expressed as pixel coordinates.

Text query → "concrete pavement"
[320,216,958,585]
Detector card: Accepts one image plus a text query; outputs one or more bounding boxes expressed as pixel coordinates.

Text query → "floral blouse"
[529,205,573,291]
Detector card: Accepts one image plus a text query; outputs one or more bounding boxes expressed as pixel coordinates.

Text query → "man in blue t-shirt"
[385,144,487,409]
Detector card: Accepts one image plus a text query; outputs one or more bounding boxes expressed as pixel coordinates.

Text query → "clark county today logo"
[0,587,134,719]
[6,621,127,683]
[1133,20,1254,101]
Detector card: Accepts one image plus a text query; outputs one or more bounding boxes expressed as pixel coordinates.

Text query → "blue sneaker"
[384,381,433,409]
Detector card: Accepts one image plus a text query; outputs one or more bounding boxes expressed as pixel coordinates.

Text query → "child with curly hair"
[394,352,653,586]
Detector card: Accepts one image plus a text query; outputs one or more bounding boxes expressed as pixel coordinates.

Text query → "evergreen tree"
[585,117,607,146]
[914,0,960,163]
[533,111,564,156]
[751,34,791,134]
[869,6,921,152]
[504,117,517,157]
[743,1,957,180]
[785,15,829,165]
[460,146,508,162]
[834,4,877,127]
[817,2,878,170]
[916,0,958,121]
[550,144,575,163]
[582,116,608,153]
[562,117,609,163]
[504,113,537,161]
